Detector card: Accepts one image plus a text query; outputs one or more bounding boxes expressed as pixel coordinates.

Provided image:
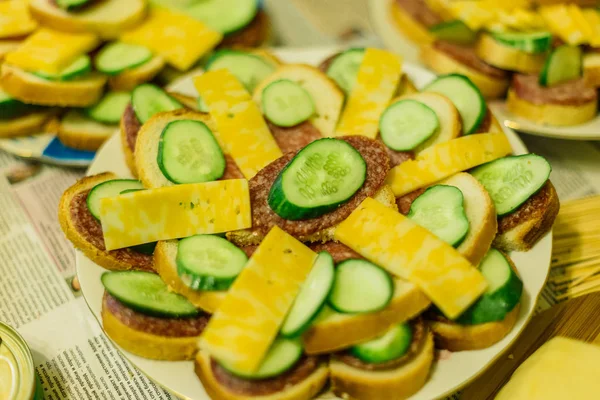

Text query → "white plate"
[77,47,552,400]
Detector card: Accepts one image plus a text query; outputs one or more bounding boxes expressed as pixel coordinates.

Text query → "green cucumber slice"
[56,0,91,10]
[424,74,486,135]
[268,138,367,220]
[86,179,144,220]
[205,49,276,92]
[350,323,413,363]
[429,20,476,45]
[539,45,582,87]
[176,235,248,291]
[328,259,394,314]
[280,252,335,337]
[101,271,198,318]
[220,338,303,380]
[86,92,131,124]
[325,48,365,96]
[491,31,552,54]
[379,99,439,151]
[34,55,91,81]
[95,42,153,76]
[471,154,552,216]
[0,89,39,119]
[185,0,258,35]
[131,84,184,123]
[456,249,523,325]
[407,185,469,247]
[157,120,226,184]
[262,79,315,128]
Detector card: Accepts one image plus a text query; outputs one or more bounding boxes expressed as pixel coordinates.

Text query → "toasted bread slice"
[227,185,397,246]
[167,91,199,110]
[108,56,166,91]
[330,329,434,400]
[195,351,329,400]
[0,110,56,138]
[1,64,106,107]
[57,110,114,151]
[303,280,431,354]
[28,0,146,39]
[494,180,559,252]
[389,2,434,45]
[476,33,546,73]
[253,64,344,137]
[584,53,600,88]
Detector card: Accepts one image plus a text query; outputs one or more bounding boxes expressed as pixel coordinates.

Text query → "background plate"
[77,47,552,400]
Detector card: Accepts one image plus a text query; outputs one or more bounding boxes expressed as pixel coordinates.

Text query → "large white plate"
[77,47,552,400]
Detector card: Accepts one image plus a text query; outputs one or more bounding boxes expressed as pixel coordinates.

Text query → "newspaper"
[0,134,599,400]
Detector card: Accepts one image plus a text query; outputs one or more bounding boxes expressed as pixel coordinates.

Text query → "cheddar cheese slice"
[120,7,222,71]
[583,8,600,47]
[0,1,37,39]
[334,48,403,139]
[99,180,251,250]
[385,133,512,197]
[5,28,98,74]
[199,226,318,374]
[195,70,282,179]
[334,198,487,319]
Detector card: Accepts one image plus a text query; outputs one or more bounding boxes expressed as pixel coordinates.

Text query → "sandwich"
[475,32,550,74]
[389,0,442,45]
[0,89,57,138]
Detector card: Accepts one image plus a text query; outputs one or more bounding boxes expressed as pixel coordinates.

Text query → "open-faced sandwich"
[59,47,559,400]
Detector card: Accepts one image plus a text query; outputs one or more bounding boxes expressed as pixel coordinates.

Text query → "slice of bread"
[330,329,434,400]
[167,91,200,110]
[389,2,434,45]
[1,63,106,107]
[28,0,146,39]
[0,110,56,138]
[119,104,139,178]
[57,110,115,151]
[108,56,166,91]
[476,33,546,73]
[584,53,600,88]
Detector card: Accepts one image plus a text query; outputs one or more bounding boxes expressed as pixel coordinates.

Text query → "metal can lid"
[0,322,36,400]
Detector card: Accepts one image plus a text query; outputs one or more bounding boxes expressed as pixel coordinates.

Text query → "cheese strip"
[583,8,600,47]
[195,70,282,179]
[333,48,402,139]
[540,5,587,45]
[334,198,487,319]
[99,180,251,250]
[0,1,37,39]
[385,133,512,197]
[5,28,98,74]
[199,226,318,373]
[120,7,222,71]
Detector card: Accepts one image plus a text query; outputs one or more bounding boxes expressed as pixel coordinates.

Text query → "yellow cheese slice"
[99,180,251,250]
[540,5,585,45]
[385,133,512,197]
[194,69,282,179]
[120,7,222,71]
[199,226,318,374]
[583,8,600,47]
[333,48,402,139]
[5,28,98,74]
[0,1,37,39]
[334,198,487,319]
[568,5,594,45]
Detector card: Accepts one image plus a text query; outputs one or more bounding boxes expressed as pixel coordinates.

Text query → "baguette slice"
[108,56,166,91]
[28,0,146,39]
[584,53,600,88]
[330,329,434,400]
[1,63,106,107]
[476,33,546,73]
[0,110,56,138]
[58,110,115,151]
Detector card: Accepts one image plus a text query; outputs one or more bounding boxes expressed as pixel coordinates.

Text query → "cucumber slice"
[350,323,413,363]
[205,50,276,92]
[539,45,582,87]
[325,48,365,95]
[102,271,198,318]
[328,259,394,314]
[185,0,258,35]
[471,154,552,216]
[268,138,367,220]
[262,79,315,128]
[34,55,91,81]
[56,0,91,10]
[157,120,226,184]
[176,235,248,291]
[424,74,486,135]
[456,249,523,325]
[95,43,153,76]
[379,99,439,151]
[491,31,552,54]
[220,338,303,380]
[281,252,335,337]
[131,84,184,123]
[120,188,144,194]
[86,179,144,220]
[86,92,131,124]
[407,185,469,247]
[0,89,39,119]
[429,20,476,45]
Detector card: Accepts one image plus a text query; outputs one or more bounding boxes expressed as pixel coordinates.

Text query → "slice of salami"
[267,120,322,154]
[433,41,508,80]
[385,146,415,168]
[474,106,492,133]
[121,103,141,154]
[249,136,390,237]
[219,11,269,49]
[318,53,339,74]
[309,241,363,263]
[222,154,244,180]
[512,74,597,106]
[395,0,443,28]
